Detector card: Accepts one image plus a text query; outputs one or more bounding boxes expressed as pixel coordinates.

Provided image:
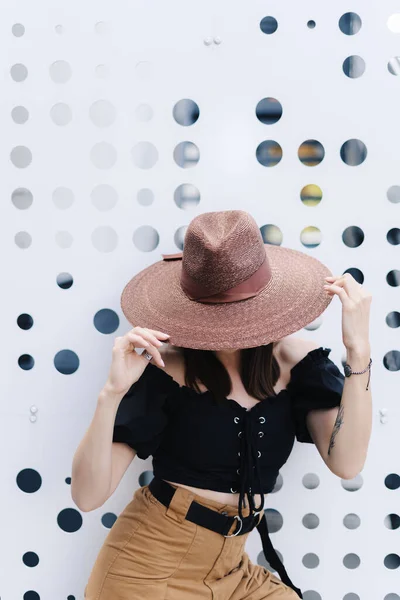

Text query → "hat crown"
[182,210,267,295]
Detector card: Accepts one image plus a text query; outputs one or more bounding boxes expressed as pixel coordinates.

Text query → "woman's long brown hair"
[174,342,281,404]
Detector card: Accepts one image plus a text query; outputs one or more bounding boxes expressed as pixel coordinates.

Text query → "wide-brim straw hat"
[120,210,334,350]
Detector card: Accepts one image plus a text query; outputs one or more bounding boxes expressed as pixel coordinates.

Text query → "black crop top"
[112,346,345,595]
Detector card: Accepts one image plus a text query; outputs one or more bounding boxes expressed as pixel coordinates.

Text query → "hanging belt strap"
[256,513,303,599]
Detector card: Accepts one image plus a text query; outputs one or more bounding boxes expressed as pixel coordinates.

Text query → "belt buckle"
[223,515,243,537]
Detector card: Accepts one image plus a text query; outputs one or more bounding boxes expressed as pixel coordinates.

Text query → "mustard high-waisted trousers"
[84,482,299,600]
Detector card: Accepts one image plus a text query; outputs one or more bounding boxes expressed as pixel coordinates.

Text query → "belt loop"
[166,485,196,524]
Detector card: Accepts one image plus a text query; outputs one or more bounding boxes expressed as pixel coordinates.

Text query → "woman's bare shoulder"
[277,335,323,370]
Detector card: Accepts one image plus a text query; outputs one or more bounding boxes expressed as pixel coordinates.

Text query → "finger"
[324,274,362,300]
[323,283,353,308]
[128,330,166,367]
[138,342,165,368]
[134,327,165,348]
[132,327,170,339]
[116,333,150,350]
[125,332,160,356]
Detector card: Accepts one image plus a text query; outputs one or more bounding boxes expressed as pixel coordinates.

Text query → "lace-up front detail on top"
[235,409,265,521]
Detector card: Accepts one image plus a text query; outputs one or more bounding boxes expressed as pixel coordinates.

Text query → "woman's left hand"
[323,273,372,352]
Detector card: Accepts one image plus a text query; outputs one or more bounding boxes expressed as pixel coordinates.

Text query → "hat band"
[162,251,271,304]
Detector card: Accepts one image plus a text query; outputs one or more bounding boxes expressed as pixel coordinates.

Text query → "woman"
[72,210,372,600]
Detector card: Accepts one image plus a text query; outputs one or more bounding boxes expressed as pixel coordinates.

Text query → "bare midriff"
[163,479,266,508]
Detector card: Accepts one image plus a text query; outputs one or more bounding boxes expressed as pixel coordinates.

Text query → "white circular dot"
[95,64,109,78]
[11,63,28,82]
[11,106,29,124]
[137,188,154,206]
[89,100,116,127]
[131,142,158,169]
[55,231,73,248]
[95,21,109,34]
[15,231,32,248]
[133,225,159,252]
[90,142,117,169]
[12,188,33,209]
[91,226,118,252]
[135,104,154,122]
[50,103,72,125]
[12,23,25,37]
[52,187,75,209]
[49,60,72,83]
[135,61,154,80]
[10,146,32,168]
[90,184,118,211]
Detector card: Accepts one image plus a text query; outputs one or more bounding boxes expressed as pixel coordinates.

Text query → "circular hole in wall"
[91,226,118,252]
[91,142,117,169]
[89,100,116,127]
[173,99,200,126]
[50,103,72,125]
[174,183,200,209]
[49,60,72,83]
[10,145,32,168]
[91,184,118,211]
[260,16,278,34]
[12,187,33,210]
[135,103,154,122]
[12,23,25,36]
[256,140,282,167]
[342,226,364,248]
[132,141,159,169]
[12,105,29,124]
[17,314,34,330]
[300,226,322,248]
[133,225,159,252]
[340,139,367,165]
[53,187,75,209]
[11,63,28,81]
[54,349,80,375]
[300,184,322,206]
[387,186,400,203]
[303,473,320,489]
[343,513,361,529]
[339,12,362,35]
[173,141,200,168]
[15,231,32,248]
[94,309,120,334]
[260,224,283,245]
[137,188,155,206]
[298,140,325,166]
[343,55,366,78]
[386,312,400,328]
[255,98,283,124]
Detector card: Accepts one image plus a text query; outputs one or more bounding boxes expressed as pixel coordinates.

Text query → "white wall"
[2,1,399,599]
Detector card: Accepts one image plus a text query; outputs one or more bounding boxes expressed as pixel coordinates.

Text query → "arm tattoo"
[327,404,344,456]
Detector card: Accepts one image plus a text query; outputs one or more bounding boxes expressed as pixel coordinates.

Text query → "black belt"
[148,477,303,598]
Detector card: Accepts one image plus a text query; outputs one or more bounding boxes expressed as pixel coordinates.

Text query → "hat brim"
[120,244,334,350]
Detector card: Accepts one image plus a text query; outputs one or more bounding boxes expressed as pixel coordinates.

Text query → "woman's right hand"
[103,327,170,396]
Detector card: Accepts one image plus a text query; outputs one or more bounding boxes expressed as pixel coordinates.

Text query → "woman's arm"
[308,344,372,479]
[71,387,136,512]
[71,327,170,511]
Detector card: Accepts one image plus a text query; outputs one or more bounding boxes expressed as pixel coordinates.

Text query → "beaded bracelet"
[344,358,372,391]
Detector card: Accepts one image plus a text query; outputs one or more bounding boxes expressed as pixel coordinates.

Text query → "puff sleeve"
[287,347,345,444]
[112,362,181,459]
